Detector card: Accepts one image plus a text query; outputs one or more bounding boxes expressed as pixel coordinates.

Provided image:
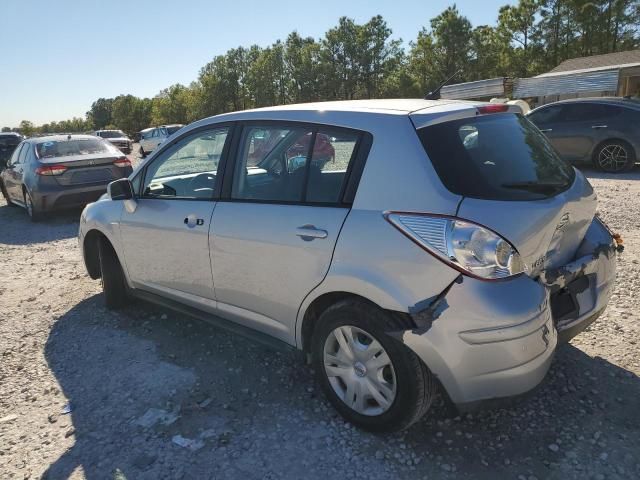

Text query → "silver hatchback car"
[79,99,618,431]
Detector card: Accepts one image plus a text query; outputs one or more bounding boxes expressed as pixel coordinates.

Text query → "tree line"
[5,0,638,137]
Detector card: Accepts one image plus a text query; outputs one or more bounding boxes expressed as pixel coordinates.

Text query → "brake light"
[113,157,131,168]
[477,104,509,115]
[385,212,525,280]
[35,164,67,176]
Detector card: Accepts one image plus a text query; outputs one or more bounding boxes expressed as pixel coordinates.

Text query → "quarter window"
[142,127,228,199]
[232,124,360,204]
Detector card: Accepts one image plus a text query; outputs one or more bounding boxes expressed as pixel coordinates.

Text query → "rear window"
[36,138,115,159]
[97,130,126,138]
[417,114,575,201]
[0,136,21,146]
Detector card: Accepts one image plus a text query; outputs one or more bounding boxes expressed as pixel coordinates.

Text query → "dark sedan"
[0,134,133,221]
[527,97,640,173]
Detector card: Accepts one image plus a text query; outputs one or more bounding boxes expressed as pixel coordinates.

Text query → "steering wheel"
[188,173,216,193]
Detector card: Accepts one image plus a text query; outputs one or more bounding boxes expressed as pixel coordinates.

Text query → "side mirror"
[107,178,134,200]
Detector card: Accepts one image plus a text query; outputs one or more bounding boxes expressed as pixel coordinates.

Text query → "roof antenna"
[425,69,462,100]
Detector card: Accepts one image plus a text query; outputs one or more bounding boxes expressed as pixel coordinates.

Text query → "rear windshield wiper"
[501,181,568,192]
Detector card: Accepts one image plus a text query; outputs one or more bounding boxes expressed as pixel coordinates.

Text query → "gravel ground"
[1,161,639,480]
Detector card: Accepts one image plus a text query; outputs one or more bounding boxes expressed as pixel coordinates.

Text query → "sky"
[0,0,516,128]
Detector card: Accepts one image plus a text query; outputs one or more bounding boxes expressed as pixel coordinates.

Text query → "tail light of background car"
[113,157,131,168]
[35,164,67,176]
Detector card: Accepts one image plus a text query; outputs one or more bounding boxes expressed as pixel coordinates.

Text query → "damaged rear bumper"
[396,217,617,408]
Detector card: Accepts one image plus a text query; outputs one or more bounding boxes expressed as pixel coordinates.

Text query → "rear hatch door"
[414,108,596,275]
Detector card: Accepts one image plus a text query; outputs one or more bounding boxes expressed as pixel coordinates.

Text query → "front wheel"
[312,299,436,432]
[98,237,130,309]
[594,140,635,173]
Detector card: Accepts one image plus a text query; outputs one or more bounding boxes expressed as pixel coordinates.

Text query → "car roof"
[189,99,488,128]
[225,99,471,116]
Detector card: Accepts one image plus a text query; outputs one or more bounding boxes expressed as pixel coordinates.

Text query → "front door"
[4,142,27,201]
[119,126,230,304]
[211,123,363,343]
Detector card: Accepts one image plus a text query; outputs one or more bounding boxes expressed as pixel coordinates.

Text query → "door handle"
[539,128,552,133]
[591,125,608,129]
[296,225,328,241]
[184,216,204,227]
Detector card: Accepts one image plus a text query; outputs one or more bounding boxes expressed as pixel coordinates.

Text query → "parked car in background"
[95,129,132,154]
[79,99,617,432]
[138,124,184,158]
[0,132,23,169]
[527,97,640,173]
[0,134,132,220]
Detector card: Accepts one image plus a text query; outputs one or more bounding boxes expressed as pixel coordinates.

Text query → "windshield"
[417,114,575,201]
[36,138,115,159]
[98,130,126,139]
[166,126,182,135]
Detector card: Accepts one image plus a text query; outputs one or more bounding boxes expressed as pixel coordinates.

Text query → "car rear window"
[417,114,575,200]
[98,130,126,138]
[0,136,20,146]
[36,138,115,159]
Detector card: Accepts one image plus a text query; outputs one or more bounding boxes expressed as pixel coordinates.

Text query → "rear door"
[119,126,230,304]
[3,142,27,200]
[210,122,366,343]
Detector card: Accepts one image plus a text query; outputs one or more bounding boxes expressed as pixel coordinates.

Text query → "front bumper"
[398,218,617,407]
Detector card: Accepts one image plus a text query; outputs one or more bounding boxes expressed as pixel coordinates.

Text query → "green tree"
[111,95,152,136]
[19,120,36,137]
[87,98,114,130]
[430,6,473,81]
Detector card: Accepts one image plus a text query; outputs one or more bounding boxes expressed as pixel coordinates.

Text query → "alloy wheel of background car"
[596,141,634,173]
[323,325,397,416]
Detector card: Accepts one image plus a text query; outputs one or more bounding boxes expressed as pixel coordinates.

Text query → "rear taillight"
[476,104,509,115]
[35,164,67,176]
[113,157,131,168]
[385,212,525,280]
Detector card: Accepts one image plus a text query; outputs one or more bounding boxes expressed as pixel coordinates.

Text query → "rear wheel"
[24,190,42,222]
[594,140,635,173]
[98,237,129,309]
[311,299,436,432]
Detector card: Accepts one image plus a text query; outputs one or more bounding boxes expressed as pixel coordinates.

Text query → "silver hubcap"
[598,144,628,172]
[323,325,397,416]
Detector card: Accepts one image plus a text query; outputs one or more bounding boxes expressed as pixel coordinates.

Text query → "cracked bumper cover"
[396,218,617,407]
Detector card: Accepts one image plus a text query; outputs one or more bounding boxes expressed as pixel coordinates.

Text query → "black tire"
[0,181,16,207]
[98,237,129,309]
[24,190,43,222]
[593,140,636,173]
[311,299,436,432]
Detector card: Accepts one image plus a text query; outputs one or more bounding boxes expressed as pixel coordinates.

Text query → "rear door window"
[231,124,361,204]
[417,114,575,201]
